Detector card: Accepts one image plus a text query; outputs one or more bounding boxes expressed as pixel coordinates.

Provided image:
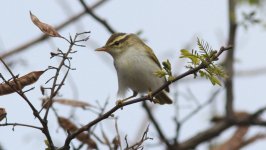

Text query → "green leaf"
[180,49,200,65]
[180,38,227,86]
[154,70,167,78]
[199,70,206,77]
[180,49,191,56]
[168,76,175,82]
[239,0,261,5]
[209,75,222,86]
[162,59,172,72]
[249,0,260,5]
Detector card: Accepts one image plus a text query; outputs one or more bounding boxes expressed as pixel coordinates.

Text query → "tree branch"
[142,102,171,148]
[175,106,266,150]
[79,0,116,34]
[58,46,230,150]
[0,123,42,130]
[0,0,109,60]
[0,58,55,149]
[225,0,237,118]
[177,120,231,150]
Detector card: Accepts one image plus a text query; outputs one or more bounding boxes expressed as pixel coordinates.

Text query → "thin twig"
[114,118,122,150]
[175,105,266,150]
[0,123,42,130]
[0,0,109,60]
[180,89,220,124]
[142,101,171,148]
[79,0,116,34]
[0,58,55,149]
[125,125,152,150]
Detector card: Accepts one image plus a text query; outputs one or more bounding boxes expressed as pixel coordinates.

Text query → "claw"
[116,90,138,106]
[147,89,158,103]
[147,89,154,100]
[148,90,153,99]
[116,99,124,106]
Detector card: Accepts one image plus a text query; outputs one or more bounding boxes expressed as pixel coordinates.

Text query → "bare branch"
[176,107,266,150]
[43,32,90,122]
[0,122,42,130]
[142,102,171,148]
[125,125,153,150]
[0,0,109,60]
[0,58,55,149]
[114,118,122,150]
[180,89,220,124]
[79,0,116,33]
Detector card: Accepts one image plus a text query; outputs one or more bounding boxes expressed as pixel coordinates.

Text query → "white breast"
[114,47,165,95]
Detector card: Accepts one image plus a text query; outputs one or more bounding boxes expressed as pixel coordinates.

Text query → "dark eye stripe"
[113,41,120,46]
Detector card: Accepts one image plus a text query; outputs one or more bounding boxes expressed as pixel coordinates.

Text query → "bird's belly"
[115,55,164,93]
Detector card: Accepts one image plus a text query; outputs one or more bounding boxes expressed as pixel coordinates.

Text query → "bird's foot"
[147,90,157,103]
[116,91,138,106]
[147,89,153,99]
[116,99,124,106]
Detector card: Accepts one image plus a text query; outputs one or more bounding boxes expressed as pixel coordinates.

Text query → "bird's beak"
[95,46,108,52]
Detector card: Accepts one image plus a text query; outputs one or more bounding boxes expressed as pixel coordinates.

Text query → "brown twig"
[0,0,109,60]
[175,107,266,150]
[125,125,153,150]
[0,122,42,130]
[211,125,266,150]
[213,126,249,150]
[114,118,122,150]
[0,58,55,149]
[240,134,266,149]
[43,32,90,121]
[177,120,231,150]
[79,0,116,34]
[142,101,171,148]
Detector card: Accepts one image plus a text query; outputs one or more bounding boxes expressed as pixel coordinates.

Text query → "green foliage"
[162,59,172,76]
[180,38,227,86]
[154,59,174,82]
[240,11,262,30]
[180,49,200,65]
[238,0,262,5]
[155,38,226,86]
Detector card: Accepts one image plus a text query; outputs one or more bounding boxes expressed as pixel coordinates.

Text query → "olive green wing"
[144,44,170,92]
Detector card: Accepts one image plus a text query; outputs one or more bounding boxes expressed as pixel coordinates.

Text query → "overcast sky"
[0,0,266,150]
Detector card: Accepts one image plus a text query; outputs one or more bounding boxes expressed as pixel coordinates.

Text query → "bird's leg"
[147,88,157,103]
[116,91,138,105]
[147,89,153,99]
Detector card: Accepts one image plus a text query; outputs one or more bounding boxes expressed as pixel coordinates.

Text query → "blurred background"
[0,0,266,150]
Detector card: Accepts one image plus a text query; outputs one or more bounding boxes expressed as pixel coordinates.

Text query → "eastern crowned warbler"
[96,33,172,105]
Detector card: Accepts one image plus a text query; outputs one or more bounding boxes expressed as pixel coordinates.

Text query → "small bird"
[96,33,172,104]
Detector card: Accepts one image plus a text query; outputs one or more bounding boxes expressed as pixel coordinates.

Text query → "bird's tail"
[154,91,173,104]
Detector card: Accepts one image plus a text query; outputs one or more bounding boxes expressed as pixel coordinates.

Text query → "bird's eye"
[113,41,120,46]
